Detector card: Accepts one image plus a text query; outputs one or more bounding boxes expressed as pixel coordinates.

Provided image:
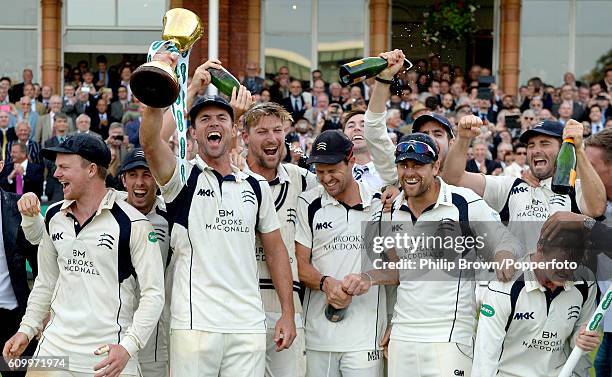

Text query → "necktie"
[293,97,300,112]
[15,172,23,195]
[354,165,369,181]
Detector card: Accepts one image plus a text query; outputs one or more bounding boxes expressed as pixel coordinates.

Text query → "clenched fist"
[457,115,483,140]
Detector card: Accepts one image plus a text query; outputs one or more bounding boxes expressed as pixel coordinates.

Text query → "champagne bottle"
[339,57,413,86]
[551,138,577,195]
[325,304,347,322]
[208,66,241,97]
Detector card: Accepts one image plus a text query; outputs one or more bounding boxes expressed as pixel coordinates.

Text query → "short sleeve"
[295,195,312,248]
[483,175,517,212]
[256,180,280,234]
[157,157,186,203]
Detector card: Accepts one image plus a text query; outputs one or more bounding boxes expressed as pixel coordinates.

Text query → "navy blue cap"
[42,133,111,168]
[519,120,564,143]
[306,130,353,165]
[189,95,234,123]
[118,148,149,175]
[395,133,439,164]
[412,113,455,139]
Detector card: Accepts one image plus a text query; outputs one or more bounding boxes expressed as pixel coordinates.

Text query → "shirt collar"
[395,177,454,210]
[60,188,118,216]
[539,177,553,190]
[194,154,244,182]
[320,180,376,209]
[244,162,291,186]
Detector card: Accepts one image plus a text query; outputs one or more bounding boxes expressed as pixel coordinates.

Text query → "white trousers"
[387,340,472,377]
[265,327,306,377]
[169,329,265,377]
[306,349,383,377]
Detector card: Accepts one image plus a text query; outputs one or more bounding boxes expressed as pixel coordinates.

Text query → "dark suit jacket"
[1,127,17,159]
[280,94,307,121]
[6,139,42,165]
[466,159,502,175]
[9,82,25,103]
[43,137,64,203]
[0,161,44,197]
[552,102,584,121]
[1,190,38,314]
[88,111,115,140]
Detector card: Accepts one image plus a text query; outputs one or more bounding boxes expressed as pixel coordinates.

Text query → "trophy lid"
[162,8,203,52]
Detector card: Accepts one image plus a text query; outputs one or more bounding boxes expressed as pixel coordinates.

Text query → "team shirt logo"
[316,142,327,151]
[97,233,115,250]
[567,306,580,320]
[480,303,495,317]
[242,190,257,205]
[148,231,158,243]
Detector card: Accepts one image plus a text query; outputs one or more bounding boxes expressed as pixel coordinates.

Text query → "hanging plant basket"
[421,0,479,47]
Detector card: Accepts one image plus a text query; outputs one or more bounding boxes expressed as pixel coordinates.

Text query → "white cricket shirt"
[159,155,279,333]
[295,181,387,352]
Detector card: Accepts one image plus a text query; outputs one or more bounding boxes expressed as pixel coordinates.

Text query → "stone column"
[499,0,521,96]
[369,0,389,55]
[41,0,61,93]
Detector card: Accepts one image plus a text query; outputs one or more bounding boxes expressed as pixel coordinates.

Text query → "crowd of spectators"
[1,53,611,203]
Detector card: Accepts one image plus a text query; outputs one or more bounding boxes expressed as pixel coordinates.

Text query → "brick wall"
[180,0,250,79]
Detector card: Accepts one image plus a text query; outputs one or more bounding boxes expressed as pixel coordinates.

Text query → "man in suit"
[73,114,102,139]
[0,158,38,377]
[43,114,71,203]
[124,102,143,147]
[0,143,43,197]
[242,61,265,95]
[9,69,33,104]
[281,80,308,120]
[22,84,46,116]
[88,97,114,140]
[466,140,502,175]
[110,86,130,123]
[0,110,17,162]
[34,95,74,144]
[552,84,584,120]
[6,122,42,165]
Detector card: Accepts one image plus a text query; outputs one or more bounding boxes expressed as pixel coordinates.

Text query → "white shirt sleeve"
[303,169,319,191]
[483,175,518,212]
[575,179,585,214]
[364,110,398,187]
[157,158,185,203]
[120,220,165,357]
[472,282,512,377]
[295,195,312,249]
[20,213,45,245]
[257,180,280,234]
[468,197,524,259]
[18,231,59,341]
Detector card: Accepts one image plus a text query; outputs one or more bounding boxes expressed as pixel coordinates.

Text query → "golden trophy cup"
[130,8,203,108]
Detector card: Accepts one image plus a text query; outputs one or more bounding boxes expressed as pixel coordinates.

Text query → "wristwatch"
[583,216,596,231]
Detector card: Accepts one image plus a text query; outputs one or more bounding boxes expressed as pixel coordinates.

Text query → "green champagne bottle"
[551,138,577,195]
[339,57,413,86]
[208,66,241,97]
[325,304,347,322]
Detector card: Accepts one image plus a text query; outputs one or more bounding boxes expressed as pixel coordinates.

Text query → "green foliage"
[422,0,479,48]
[584,48,612,84]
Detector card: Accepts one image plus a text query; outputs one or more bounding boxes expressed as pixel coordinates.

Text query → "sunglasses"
[395,140,437,160]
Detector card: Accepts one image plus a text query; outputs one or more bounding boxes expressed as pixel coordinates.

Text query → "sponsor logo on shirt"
[454,370,465,376]
[367,350,382,362]
[52,232,64,241]
[315,221,333,230]
[197,188,215,197]
[480,304,495,317]
[510,186,528,195]
[513,311,535,320]
[148,231,158,243]
[97,233,115,250]
[567,306,580,320]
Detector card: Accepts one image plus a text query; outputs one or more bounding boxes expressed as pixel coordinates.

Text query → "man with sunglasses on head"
[295,130,387,377]
[363,49,456,192]
[472,229,598,377]
[341,133,519,377]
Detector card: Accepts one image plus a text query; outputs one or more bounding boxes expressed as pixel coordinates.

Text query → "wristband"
[320,275,330,292]
[375,76,394,85]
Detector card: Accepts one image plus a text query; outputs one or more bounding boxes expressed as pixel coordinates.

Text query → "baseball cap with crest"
[306,130,353,165]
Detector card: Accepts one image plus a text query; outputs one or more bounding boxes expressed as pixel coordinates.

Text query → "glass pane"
[318,0,365,83]
[118,0,166,27]
[264,0,312,82]
[0,30,38,82]
[65,29,161,51]
[67,0,115,26]
[0,0,37,26]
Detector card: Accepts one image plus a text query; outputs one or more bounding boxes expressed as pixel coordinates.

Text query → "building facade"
[2,0,611,96]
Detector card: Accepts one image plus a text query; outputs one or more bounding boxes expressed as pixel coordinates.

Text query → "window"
[263,0,366,84]
[0,0,38,82]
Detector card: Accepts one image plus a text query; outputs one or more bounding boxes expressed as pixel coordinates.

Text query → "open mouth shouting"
[262,145,279,156]
[133,188,148,199]
[207,131,222,146]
